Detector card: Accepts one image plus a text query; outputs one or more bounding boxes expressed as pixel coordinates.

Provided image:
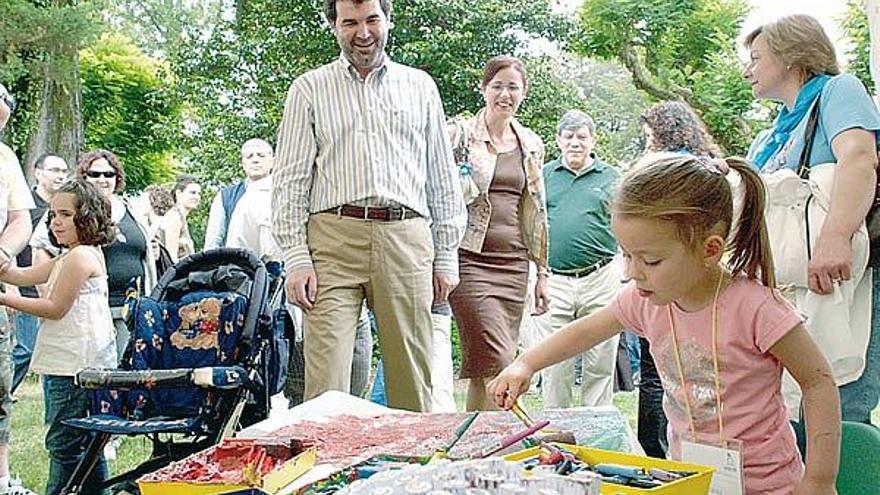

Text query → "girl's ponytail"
[726,157,775,288]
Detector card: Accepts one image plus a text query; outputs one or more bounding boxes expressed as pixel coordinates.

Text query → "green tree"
[563,57,650,165]
[842,0,873,90]
[174,0,579,186]
[80,33,179,191]
[575,0,759,154]
[0,0,100,174]
[103,0,223,60]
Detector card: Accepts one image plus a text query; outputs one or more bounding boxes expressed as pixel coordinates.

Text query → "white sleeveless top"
[30,246,118,376]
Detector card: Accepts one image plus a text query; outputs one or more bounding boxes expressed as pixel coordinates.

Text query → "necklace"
[667,269,727,442]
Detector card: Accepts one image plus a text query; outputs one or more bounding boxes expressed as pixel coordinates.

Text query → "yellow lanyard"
[666,271,726,443]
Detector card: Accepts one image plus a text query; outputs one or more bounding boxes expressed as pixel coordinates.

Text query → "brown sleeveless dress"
[450,148,530,379]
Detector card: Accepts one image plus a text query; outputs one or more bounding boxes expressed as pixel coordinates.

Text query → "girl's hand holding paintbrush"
[486,359,535,410]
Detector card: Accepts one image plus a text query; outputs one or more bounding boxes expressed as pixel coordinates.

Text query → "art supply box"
[505,443,714,494]
[138,439,317,495]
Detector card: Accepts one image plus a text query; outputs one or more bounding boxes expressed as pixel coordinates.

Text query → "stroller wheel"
[109,479,140,495]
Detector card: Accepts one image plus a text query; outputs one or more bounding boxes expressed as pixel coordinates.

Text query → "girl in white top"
[0,179,116,495]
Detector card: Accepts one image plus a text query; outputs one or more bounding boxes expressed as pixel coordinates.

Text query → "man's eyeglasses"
[86,170,117,179]
[0,93,15,113]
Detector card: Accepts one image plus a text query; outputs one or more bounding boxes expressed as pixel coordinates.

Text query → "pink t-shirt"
[613,275,804,494]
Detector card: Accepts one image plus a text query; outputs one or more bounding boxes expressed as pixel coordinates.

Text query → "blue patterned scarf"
[752,74,831,169]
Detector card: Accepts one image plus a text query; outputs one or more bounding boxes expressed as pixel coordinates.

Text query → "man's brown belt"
[328,204,421,221]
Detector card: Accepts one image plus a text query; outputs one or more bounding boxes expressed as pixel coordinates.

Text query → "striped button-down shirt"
[272,55,466,275]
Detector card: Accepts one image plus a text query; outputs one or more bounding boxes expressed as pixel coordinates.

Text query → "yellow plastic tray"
[504,444,714,494]
[139,445,317,495]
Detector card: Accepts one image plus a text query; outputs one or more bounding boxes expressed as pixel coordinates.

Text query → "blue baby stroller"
[59,248,290,494]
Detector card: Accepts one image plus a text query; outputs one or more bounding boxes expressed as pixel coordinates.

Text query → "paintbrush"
[429,412,479,463]
[510,401,535,427]
[478,419,550,458]
[508,400,577,446]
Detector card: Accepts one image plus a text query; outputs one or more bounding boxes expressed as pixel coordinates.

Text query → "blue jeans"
[11,312,39,394]
[839,267,880,423]
[43,376,108,495]
[624,331,641,377]
[370,360,387,406]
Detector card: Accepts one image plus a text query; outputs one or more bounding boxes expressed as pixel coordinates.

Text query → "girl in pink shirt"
[489,154,841,494]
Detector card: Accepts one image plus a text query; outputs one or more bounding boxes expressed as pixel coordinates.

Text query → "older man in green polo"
[535,110,622,408]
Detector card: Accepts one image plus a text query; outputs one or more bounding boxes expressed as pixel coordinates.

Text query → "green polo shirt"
[543,156,619,271]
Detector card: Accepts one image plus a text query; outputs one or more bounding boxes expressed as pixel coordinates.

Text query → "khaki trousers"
[430,312,455,412]
[534,262,622,408]
[305,213,434,411]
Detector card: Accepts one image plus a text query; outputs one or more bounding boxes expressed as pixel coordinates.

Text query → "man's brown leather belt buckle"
[336,204,414,221]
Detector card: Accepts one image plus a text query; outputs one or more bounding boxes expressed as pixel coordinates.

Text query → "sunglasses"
[0,94,14,113]
[86,170,117,179]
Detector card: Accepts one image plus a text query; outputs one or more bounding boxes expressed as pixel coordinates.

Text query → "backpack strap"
[797,96,822,179]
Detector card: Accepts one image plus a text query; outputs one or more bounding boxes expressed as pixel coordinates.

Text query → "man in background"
[534,110,621,408]
[203,138,274,250]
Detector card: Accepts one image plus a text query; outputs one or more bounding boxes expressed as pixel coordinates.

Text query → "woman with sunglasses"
[31,149,157,361]
[79,150,157,359]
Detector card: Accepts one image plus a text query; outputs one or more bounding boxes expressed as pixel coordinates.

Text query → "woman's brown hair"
[481,55,528,92]
[612,155,775,288]
[171,174,200,202]
[642,101,723,157]
[744,14,840,81]
[76,149,126,193]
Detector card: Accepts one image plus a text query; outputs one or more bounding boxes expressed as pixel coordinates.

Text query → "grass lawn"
[8,375,880,493]
[10,375,150,493]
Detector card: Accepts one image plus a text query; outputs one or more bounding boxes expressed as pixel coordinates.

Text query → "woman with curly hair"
[635,100,722,459]
[641,100,722,158]
[31,150,158,360]
[0,180,117,494]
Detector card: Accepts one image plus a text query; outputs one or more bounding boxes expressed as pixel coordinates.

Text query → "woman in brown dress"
[448,56,550,410]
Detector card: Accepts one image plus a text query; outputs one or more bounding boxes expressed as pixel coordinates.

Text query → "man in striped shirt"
[272,0,465,412]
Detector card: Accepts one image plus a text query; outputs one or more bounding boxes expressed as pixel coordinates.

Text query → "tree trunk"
[24,48,83,182]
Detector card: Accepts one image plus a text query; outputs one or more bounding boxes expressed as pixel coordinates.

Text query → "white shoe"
[0,478,37,495]
[104,437,120,461]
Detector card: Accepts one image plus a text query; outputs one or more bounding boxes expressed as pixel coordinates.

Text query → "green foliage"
[561,58,650,165]
[390,0,577,117]
[575,0,760,155]
[689,49,759,155]
[174,0,578,189]
[513,56,589,161]
[843,0,873,91]
[0,0,99,81]
[173,0,334,188]
[578,0,746,74]
[103,0,223,60]
[0,0,100,155]
[80,33,179,191]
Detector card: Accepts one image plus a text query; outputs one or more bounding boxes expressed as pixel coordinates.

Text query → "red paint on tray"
[271,413,522,467]
[140,438,310,484]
